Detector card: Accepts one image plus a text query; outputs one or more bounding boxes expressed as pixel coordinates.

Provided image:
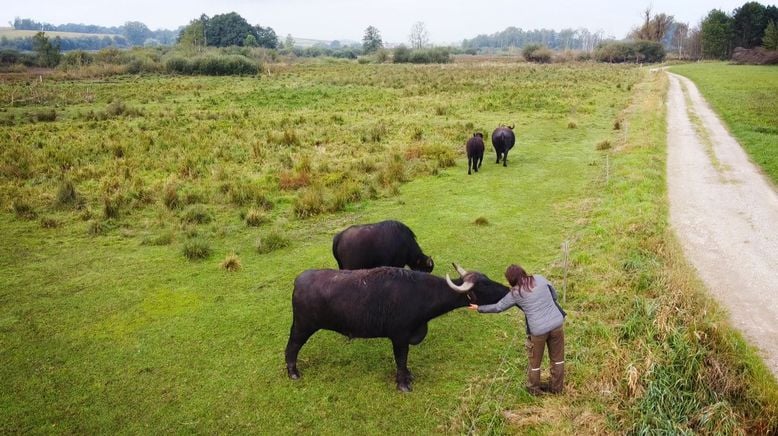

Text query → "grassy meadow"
[670,63,778,185]
[1,61,776,433]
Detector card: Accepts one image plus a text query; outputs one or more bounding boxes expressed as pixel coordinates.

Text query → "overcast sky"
[3,0,751,44]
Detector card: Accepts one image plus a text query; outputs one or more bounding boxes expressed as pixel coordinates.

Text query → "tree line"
[462,27,608,52]
[11,17,178,46]
[697,1,778,59]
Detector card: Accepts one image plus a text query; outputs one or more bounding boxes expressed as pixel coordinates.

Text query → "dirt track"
[666,72,778,376]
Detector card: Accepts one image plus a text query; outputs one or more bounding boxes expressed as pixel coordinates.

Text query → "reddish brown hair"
[505,264,535,296]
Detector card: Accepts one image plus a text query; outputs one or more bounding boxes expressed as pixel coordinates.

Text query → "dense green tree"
[362,26,383,53]
[732,1,767,48]
[768,5,778,24]
[206,12,254,47]
[123,21,152,46]
[764,19,778,49]
[254,25,278,49]
[701,9,734,59]
[32,32,61,67]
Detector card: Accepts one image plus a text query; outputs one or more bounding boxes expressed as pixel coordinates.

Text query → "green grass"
[1,62,775,433]
[670,62,778,185]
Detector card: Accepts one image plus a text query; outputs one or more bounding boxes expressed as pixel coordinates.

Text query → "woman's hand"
[467,304,479,311]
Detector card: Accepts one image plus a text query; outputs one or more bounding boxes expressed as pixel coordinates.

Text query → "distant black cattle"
[491,124,516,167]
[285,264,510,391]
[466,132,485,175]
[332,220,434,272]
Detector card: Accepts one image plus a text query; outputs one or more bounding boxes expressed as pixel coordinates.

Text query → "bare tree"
[409,21,429,49]
[630,6,674,42]
[671,22,689,58]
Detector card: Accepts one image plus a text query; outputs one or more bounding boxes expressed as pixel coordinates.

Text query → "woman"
[468,264,566,395]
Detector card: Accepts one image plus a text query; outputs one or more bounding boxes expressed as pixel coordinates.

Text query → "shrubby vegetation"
[165,53,258,75]
[392,45,451,63]
[593,40,666,63]
[522,44,553,63]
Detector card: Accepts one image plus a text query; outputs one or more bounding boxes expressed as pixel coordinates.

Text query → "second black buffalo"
[332,220,434,272]
[491,124,516,167]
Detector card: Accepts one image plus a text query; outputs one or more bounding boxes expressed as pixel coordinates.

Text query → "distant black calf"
[491,124,516,167]
[466,132,485,175]
[332,220,434,272]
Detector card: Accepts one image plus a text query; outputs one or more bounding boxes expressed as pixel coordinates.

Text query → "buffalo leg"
[467,157,472,175]
[391,338,413,392]
[476,155,482,171]
[503,151,508,167]
[285,322,317,380]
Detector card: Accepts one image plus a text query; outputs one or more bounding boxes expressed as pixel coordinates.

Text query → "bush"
[166,54,259,76]
[183,237,211,260]
[255,229,290,254]
[597,139,612,150]
[523,44,552,63]
[393,45,411,63]
[594,40,665,63]
[393,46,451,64]
[61,50,93,67]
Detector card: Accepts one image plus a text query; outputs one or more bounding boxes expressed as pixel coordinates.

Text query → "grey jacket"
[477,274,565,336]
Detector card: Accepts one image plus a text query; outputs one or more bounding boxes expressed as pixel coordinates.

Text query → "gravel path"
[666,72,778,376]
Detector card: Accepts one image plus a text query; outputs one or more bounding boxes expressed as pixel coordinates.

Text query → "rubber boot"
[550,361,564,394]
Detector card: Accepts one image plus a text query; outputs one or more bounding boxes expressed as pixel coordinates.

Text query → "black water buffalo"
[332,220,434,272]
[466,132,485,175]
[285,264,509,391]
[491,124,516,166]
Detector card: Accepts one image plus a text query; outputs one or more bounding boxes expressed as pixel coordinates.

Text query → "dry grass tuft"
[220,253,241,271]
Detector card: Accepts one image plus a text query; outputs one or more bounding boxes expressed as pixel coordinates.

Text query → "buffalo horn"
[452,263,468,277]
[446,274,474,293]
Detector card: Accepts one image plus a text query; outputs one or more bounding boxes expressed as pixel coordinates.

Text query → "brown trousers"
[525,326,565,394]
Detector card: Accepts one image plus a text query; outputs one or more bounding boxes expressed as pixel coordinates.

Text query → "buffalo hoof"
[287,368,300,380]
[397,383,412,393]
